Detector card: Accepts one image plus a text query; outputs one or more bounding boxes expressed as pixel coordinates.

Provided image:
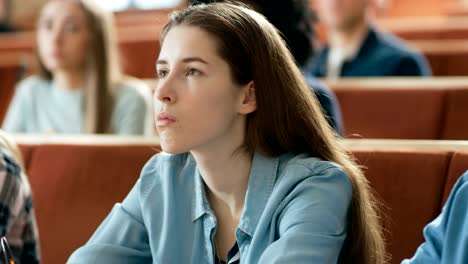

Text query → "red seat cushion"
[335,88,446,139]
[442,89,468,139]
[352,149,451,264]
[28,144,160,264]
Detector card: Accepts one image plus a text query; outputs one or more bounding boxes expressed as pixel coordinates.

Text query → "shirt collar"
[192,164,211,221]
[238,152,279,236]
[191,152,280,237]
[352,25,378,61]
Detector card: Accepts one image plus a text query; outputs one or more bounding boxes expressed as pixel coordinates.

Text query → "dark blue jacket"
[308,27,432,77]
[305,74,343,136]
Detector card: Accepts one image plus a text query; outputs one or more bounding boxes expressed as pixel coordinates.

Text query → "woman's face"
[316,0,368,31]
[154,25,256,154]
[37,0,90,73]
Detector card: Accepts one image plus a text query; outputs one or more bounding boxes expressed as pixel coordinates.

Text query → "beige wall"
[10,0,47,29]
[310,0,460,17]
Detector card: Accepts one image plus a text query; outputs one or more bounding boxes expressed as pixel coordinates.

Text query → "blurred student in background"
[2,0,153,135]
[189,0,343,135]
[0,130,40,263]
[0,0,15,33]
[309,0,431,78]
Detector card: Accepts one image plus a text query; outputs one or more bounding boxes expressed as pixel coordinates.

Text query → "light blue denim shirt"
[402,171,468,264]
[68,151,352,263]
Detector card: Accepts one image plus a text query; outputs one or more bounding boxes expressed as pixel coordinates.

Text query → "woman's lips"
[156,112,176,127]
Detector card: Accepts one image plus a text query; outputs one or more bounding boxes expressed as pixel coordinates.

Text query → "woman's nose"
[155,78,177,104]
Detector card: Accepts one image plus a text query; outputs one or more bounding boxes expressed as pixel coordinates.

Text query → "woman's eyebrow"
[181,57,209,65]
[156,57,209,65]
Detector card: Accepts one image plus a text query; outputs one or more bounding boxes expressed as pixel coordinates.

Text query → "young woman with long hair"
[69,3,385,263]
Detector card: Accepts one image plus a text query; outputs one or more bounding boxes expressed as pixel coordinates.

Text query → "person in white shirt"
[3,0,152,135]
[309,0,431,78]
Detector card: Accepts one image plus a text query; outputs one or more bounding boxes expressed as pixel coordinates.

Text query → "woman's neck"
[190,119,252,260]
[53,70,86,90]
[192,148,252,218]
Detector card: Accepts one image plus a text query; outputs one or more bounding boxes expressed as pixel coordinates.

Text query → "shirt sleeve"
[258,167,352,263]
[112,82,153,136]
[67,179,152,264]
[402,171,468,264]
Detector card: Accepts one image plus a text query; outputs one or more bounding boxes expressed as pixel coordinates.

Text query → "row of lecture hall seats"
[379,16,468,40]
[12,134,468,264]
[322,78,468,140]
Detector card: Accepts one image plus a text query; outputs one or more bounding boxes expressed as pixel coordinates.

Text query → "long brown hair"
[36,0,121,133]
[162,3,386,263]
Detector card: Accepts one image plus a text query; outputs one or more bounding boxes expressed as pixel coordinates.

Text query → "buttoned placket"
[235,227,251,261]
[205,211,217,263]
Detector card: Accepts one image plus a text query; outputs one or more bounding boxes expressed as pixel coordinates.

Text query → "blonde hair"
[0,130,25,170]
[37,0,121,133]
[0,130,32,194]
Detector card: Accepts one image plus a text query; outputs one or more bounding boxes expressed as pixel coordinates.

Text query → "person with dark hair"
[69,3,385,263]
[403,171,468,264]
[309,0,431,78]
[2,0,153,135]
[0,0,15,33]
[189,0,343,135]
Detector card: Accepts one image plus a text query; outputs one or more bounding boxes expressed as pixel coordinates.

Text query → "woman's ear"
[239,81,257,114]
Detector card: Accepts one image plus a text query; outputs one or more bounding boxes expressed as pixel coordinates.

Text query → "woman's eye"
[157,70,168,79]
[64,23,79,32]
[187,68,201,77]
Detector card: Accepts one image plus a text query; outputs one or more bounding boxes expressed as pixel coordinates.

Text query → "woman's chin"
[160,142,186,155]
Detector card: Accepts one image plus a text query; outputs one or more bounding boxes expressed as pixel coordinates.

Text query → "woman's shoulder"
[9,76,50,108]
[15,76,50,94]
[450,171,468,202]
[280,153,347,177]
[271,153,353,214]
[276,153,352,192]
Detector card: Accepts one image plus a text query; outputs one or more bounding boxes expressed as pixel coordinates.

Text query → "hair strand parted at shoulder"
[161,4,387,263]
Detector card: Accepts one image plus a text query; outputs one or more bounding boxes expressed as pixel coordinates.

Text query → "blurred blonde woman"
[0,130,39,263]
[2,0,152,135]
